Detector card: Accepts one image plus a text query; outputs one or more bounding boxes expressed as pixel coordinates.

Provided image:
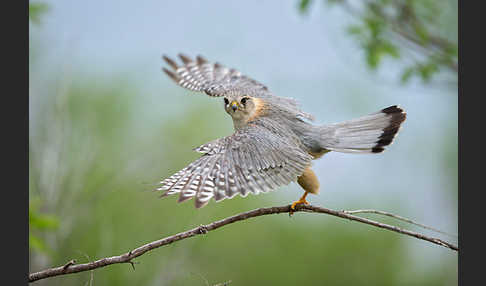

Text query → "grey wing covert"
[157,124,313,208]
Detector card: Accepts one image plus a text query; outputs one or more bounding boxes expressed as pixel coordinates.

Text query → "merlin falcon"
[158,54,406,209]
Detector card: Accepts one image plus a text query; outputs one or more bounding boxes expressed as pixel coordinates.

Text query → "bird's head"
[223,95,264,129]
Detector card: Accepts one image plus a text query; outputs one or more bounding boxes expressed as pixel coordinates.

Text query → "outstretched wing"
[162,54,270,97]
[157,124,313,208]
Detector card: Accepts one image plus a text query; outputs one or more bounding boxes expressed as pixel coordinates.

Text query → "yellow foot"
[289,192,310,216]
[290,198,310,210]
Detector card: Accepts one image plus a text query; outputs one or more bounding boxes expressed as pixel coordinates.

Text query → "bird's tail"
[317,105,406,153]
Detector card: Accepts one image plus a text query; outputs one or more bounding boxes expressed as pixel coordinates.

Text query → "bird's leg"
[290,167,319,216]
[290,191,310,210]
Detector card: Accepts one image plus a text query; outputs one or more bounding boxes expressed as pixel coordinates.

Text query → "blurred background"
[29,0,457,285]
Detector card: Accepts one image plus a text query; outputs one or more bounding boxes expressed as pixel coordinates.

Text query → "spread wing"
[157,124,313,208]
[162,54,270,97]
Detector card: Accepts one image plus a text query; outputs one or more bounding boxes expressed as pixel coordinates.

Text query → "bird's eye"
[224,98,229,105]
[241,97,249,105]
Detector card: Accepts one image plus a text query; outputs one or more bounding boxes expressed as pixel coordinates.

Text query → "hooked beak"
[230,101,238,112]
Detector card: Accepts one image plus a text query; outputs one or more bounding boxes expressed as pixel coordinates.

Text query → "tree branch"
[343,209,457,238]
[28,204,458,283]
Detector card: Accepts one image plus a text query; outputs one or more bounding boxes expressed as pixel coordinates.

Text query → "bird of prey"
[158,54,406,210]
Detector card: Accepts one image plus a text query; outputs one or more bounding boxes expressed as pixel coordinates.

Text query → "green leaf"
[418,62,439,82]
[365,17,385,39]
[29,197,59,230]
[298,0,312,14]
[29,2,49,24]
[327,0,345,5]
[364,40,400,69]
[29,200,58,255]
[381,41,400,58]
[29,234,48,253]
[412,22,429,44]
[366,46,380,69]
[29,209,59,230]
[401,67,415,83]
[445,44,458,57]
[347,25,363,35]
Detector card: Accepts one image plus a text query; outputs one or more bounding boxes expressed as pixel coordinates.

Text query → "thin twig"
[343,209,457,238]
[28,204,458,283]
[62,260,76,270]
[77,252,94,286]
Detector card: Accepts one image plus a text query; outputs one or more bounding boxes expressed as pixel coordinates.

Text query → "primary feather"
[158,124,313,208]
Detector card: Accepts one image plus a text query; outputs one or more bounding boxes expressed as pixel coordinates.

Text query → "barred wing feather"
[157,125,312,208]
[162,54,270,98]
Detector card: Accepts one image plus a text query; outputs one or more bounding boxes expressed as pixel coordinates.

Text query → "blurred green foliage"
[299,0,458,85]
[29,1,49,25]
[29,197,60,254]
[29,0,59,257]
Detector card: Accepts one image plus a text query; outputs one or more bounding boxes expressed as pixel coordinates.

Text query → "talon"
[289,191,310,216]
